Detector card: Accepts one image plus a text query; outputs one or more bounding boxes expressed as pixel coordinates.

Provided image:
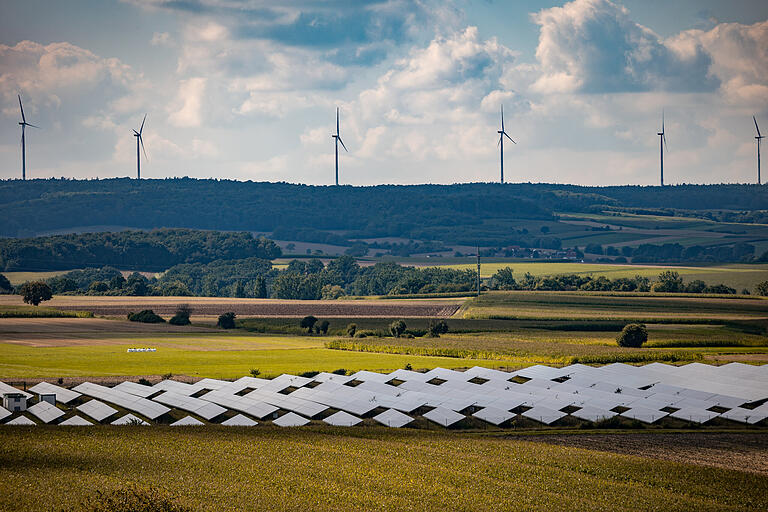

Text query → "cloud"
[150,31,173,46]
[169,77,206,127]
[530,0,717,94]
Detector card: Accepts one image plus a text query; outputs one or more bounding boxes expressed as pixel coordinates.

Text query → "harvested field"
[526,432,768,475]
[0,295,463,318]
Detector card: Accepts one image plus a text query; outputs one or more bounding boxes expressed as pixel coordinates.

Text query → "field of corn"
[0,427,765,511]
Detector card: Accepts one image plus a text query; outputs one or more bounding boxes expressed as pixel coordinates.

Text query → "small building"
[39,393,56,405]
[3,393,27,412]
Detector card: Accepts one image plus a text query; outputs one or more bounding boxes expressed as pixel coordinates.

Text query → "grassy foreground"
[0,427,764,511]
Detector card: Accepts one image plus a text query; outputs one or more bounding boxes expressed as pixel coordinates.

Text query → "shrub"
[82,484,190,512]
[321,284,345,300]
[249,368,261,377]
[389,320,407,338]
[127,310,165,323]
[754,281,768,296]
[137,378,152,386]
[169,304,192,326]
[20,281,53,306]
[427,319,449,337]
[319,320,330,334]
[300,315,318,333]
[0,273,12,294]
[332,368,347,375]
[404,363,413,371]
[617,323,648,348]
[346,323,357,337]
[299,371,319,378]
[217,312,236,329]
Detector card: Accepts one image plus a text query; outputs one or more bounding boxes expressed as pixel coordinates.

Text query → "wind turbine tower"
[754,116,764,185]
[657,112,668,186]
[17,95,39,180]
[497,105,516,183]
[133,114,147,179]
[331,107,348,186]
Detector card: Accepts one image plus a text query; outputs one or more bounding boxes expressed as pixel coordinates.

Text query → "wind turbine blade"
[338,137,348,152]
[663,133,668,152]
[504,132,516,144]
[336,107,340,135]
[139,135,148,161]
[755,116,762,138]
[139,114,146,135]
[18,95,26,123]
[497,136,501,147]
[500,105,504,131]
[662,110,665,133]
[27,123,40,129]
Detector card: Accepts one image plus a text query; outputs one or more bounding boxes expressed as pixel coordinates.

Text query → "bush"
[427,319,449,337]
[137,378,152,386]
[321,284,345,300]
[168,304,192,326]
[754,281,768,296]
[249,368,261,377]
[127,310,165,323]
[332,368,347,375]
[82,484,190,512]
[389,320,407,338]
[217,312,236,329]
[617,323,648,348]
[346,323,357,337]
[319,320,330,334]
[20,281,53,306]
[300,315,318,333]
[0,273,12,294]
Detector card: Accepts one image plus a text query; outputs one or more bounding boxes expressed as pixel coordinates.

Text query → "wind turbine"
[497,105,516,183]
[133,114,147,179]
[754,116,764,185]
[331,107,348,186]
[657,111,668,186]
[18,95,39,180]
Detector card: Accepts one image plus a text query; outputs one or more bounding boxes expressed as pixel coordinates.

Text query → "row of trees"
[583,242,758,263]
[0,229,281,271]
[489,268,746,294]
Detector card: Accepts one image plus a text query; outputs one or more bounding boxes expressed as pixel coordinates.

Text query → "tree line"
[0,229,281,271]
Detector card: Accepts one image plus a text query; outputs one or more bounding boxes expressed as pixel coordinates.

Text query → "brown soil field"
[526,432,768,475]
[0,317,217,347]
[0,295,463,318]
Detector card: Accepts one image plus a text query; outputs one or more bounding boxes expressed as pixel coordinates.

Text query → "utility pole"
[476,246,481,297]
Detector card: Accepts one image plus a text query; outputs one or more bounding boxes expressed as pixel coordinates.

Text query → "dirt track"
[526,432,768,475]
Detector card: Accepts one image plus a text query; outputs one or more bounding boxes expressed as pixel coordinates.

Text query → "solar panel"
[720,406,768,425]
[472,406,514,425]
[27,401,64,423]
[111,414,149,425]
[522,406,565,425]
[77,400,118,422]
[73,382,170,419]
[28,382,81,403]
[373,408,413,428]
[272,412,309,427]
[669,408,720,424]
[0,406,11,422]
[569,406,617,422]
[0,381,32,399]
[113,381,157,398]
[6,415,36,425]
[620,407,667,424]
[423,406,465,427]
[152,391,227,420]
[221,414,258,426]
[59,415,93,426]
[170,416,205,426]
[323,411,362,427]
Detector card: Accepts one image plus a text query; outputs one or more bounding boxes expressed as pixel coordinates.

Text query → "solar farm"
[3,362,767,428]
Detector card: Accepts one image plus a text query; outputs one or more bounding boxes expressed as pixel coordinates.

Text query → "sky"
[0,0,766,186]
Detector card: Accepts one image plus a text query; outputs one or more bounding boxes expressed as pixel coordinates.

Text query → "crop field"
[0,295,462,318]
[2,270,70,286]
[0,428,764,511]
[0,318,512,379]
[460,291,768,322]
[433,261,768,291]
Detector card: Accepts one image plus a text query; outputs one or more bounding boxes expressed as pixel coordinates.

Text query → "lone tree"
[389,319,407,338]
[755,281,768,297]
[319,320,330,335]
[427,319,449,337]
[217,312,237,329]
[300,315,318,334]
[346,323,357,337]
[616,323,648,348]
[20,281,53,306]
[169,304,192,326]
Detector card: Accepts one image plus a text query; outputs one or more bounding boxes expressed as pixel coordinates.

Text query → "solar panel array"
[1,363,767,427]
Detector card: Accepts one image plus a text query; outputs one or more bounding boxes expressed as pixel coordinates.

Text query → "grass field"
[2,270,70,286]
[0,428,764,511]
[434,261,768,291]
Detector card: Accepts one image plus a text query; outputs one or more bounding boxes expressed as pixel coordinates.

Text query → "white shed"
[3,393,27,412]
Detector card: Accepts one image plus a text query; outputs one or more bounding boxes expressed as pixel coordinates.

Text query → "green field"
[0,333,514,379]
[0,428,764,511]
[2,270,70,286]
[433,261,768,291]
